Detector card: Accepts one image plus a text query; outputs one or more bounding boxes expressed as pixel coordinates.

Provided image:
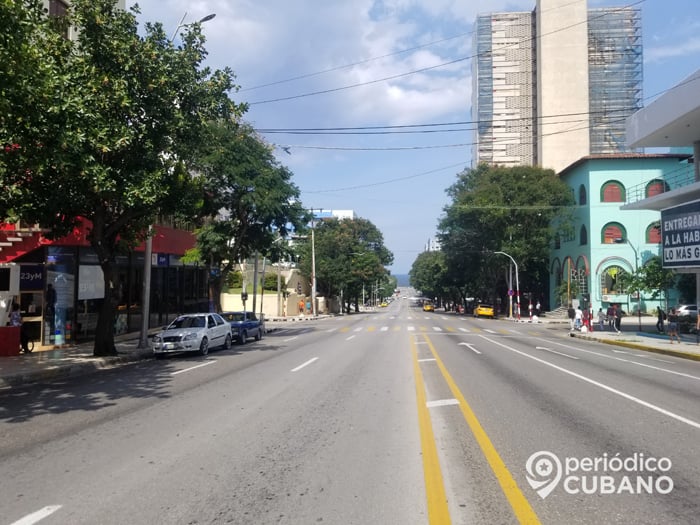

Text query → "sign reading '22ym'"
[661,200,700,268]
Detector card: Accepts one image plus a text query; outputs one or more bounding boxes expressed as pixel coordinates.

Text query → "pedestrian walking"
[612,304,622,334]
[597,308,606,331]
[574,305,583,331]
[606,305,615,329]
[567,304,575,331]
[656,306,666,333]
[667,308,681,344]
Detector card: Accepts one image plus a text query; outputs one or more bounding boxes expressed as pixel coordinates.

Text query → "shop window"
[601,182,625,203]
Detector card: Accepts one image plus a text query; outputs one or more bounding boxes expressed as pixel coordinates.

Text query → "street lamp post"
[311,218,317,317]
[627,241,642,331]
[615,238,642,331]
[495,251,520,321]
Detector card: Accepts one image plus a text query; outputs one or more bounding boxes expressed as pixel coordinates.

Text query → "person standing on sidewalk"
[574,305,583,331]
[567,304,576,331]
[597,308,606,331]
[10,303,30,353]
[667,308,681,344]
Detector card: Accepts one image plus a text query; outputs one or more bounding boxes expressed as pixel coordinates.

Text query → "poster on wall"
[661,199,700,268]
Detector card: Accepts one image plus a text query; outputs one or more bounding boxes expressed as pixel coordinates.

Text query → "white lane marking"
[380,326,389,331]
[459,342,481,354]
[354,327,363,332]
[284,336,299,342]
[408,326,416,332]
[407,316,413,320]
[11,506,63,525]
[427,398,460,408]
[459,327,470,333]
[346,335,356,341]
[171,360,216,376]
[326,328,336,333]
[482,335,700,429]
[536,346,579,360]
[551,341,700,382]
[432,326,442,332]
[441,316,449,320]
[291,357,319,372]
[484,329,497,334]
[621,353,674,364]
[418,358,437,362]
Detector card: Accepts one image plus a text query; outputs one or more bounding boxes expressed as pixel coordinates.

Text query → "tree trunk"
[208,273,223,313]
[93,260,118,356]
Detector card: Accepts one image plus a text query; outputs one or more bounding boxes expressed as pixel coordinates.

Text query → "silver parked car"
[152,313,232,357]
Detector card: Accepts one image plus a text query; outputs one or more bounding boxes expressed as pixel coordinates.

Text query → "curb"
[572,334,700,362]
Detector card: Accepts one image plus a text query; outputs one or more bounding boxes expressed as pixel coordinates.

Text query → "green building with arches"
[550,153,694,316]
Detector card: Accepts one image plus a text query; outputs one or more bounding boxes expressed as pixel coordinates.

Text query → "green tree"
[618,255,676,308]
[0,0,243,355]
[183,121,309,312]
[409,251,447,303]
[296,218,393,313]
[438,164,574,306]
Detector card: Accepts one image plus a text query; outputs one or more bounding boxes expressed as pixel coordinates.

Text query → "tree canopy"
[182,121,310,312]
[296,217,394,312]
[1,0,245,355]
[435,163,574,307]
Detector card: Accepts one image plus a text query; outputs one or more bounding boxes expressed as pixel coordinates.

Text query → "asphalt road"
[1,299,699,524]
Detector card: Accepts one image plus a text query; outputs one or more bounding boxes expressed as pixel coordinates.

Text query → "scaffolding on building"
[588,7,643,155]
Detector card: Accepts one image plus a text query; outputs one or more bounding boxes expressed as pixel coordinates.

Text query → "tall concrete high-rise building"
[472,0,642,173]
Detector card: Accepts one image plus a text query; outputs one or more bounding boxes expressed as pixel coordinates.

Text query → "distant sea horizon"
[393,274,410,287]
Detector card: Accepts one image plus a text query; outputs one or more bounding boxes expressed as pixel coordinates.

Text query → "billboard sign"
[662,200,700,268]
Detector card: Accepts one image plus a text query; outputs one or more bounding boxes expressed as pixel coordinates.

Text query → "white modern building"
[472,0,642,173]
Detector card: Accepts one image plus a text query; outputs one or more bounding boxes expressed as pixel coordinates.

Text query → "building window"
[601,182,625,203]
[580,225,588,245]
[647,222,662,244]
[646,179,668,198]
[554,234,561,249]
[600,265,628,295]
[602,223,625,244]
[48,0,70,39]
[579,184,587,205]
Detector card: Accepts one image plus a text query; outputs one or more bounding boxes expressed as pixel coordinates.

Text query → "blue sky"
[128,0,700,274]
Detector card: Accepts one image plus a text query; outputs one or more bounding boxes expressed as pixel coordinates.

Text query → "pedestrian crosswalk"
[334,325,547,335]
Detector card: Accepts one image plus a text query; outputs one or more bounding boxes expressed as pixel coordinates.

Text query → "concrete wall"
[536,0,590,172]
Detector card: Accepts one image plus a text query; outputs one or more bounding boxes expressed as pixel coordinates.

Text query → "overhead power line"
[248,0,646,105]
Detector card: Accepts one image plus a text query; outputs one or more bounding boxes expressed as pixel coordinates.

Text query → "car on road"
[423,301,435,312]
[152,313,232,357]
[221,311,264,344]
[474,304,495,318]
[675,304,697,319]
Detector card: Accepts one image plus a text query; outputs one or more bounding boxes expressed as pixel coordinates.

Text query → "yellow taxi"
[422,301,435,312]
[474,304,495,318]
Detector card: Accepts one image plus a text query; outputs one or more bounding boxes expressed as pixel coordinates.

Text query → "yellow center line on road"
[422,334,541,525]
[411,336,452,525]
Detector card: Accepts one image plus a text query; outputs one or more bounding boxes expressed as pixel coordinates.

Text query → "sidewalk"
[541,315,700,362]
